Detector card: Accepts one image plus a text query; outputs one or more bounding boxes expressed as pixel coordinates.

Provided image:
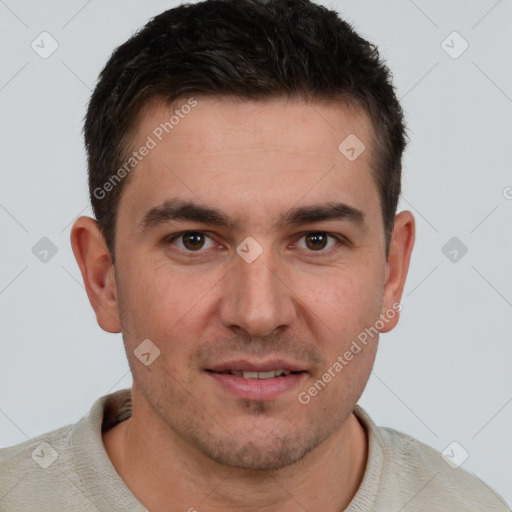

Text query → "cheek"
[298,267,383,407]
[119,261,220,344]
[305,263,384,341]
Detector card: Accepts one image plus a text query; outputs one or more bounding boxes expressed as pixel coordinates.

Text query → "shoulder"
[382,426,509,511]
[0,390,137,511]
[353,405,511,511]
[0,423,83,510]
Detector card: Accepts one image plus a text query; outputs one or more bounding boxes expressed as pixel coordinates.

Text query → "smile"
[217,369,292,379]
[205,368,306,401]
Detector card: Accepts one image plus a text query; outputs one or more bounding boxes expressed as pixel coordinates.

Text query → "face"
[107,97,401,470]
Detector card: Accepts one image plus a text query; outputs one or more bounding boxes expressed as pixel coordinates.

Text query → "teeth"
[226,370,291,379]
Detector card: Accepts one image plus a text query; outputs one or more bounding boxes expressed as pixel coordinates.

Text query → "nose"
[218,246,297,339]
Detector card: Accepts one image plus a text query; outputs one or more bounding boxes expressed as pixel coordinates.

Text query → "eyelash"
[164,231,349,257]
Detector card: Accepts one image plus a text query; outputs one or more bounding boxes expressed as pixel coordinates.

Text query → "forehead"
[118,96,380,231]
[134,95,373,158]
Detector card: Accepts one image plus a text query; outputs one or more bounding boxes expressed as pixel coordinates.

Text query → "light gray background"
[1,0,511,505]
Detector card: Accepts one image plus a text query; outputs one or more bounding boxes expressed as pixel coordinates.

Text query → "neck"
[102,393,368,511]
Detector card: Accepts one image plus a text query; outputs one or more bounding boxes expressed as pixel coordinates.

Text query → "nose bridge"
[219,243,295,337]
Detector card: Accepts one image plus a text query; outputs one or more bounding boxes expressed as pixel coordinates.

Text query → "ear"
[70,216,121,333]
[379,210,415,333]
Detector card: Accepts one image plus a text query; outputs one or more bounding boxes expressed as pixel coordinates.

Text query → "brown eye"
[304,232,329,250]
[294,231,342,254]
[167,231,216,252]
[181,232,206,250]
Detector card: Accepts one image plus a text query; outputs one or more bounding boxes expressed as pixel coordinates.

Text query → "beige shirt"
[0,388,509,511]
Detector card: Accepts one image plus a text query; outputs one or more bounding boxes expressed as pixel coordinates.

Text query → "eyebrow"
[139,198,366,233]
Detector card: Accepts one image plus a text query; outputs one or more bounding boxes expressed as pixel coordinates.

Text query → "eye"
[166,231,217,252]
[294,231,343,253]
[165,230,347,257]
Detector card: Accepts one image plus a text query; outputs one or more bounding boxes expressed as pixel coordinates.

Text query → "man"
[0,0,509,510]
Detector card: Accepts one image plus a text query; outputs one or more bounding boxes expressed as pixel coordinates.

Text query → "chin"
[191,422,326,471]
[209,439,313,471]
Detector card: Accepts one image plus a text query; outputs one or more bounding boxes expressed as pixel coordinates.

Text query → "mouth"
[207,369,297,379]
[205,361,307,401]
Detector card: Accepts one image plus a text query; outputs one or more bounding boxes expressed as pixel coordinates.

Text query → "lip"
[206,359,306,373]
[205,369,307,401]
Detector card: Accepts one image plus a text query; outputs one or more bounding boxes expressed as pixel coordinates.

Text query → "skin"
[71,96,415,511]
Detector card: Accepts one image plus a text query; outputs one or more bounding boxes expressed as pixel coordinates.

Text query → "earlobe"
[379,210,415,333]
[70,216,122,333]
